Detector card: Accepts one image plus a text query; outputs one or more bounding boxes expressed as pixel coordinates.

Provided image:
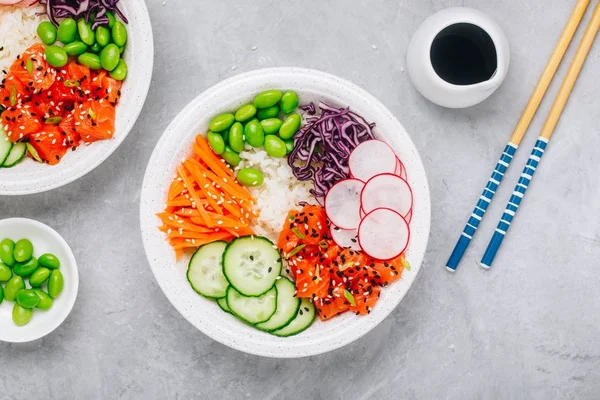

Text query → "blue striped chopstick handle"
[480,137,548,269]
[446,142,518,271]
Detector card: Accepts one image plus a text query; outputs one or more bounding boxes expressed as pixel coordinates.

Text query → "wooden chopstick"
[445,0,591,272]
[481,0,600,269]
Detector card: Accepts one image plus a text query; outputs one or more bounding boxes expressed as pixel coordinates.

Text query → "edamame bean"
[63,41,88,56]
[257,106,279,120]
[39,253,60,270]
[77,19,95,46]
[16,289,40,309]
[280,91,299,114]
[264,135,287,158]
[37,21,57,45]
[0,285,3,306]
[112,21,128,47]
[253,90,282,109]
[13,239,33,263]
[45,45,68,68]
[29,267,51,288]
[221,146,241,167]
[228,122,245,153]
[13,257,39,277]
[100,44,120,71]
[244,120,265,147]
[4,276,25,302]
[119,45,126,55]
[57,18,78,44]
[209,113,235,133]
[90,42,102,53]
[222,128,230,144]
[12,303,33,327]
[284,139,294,154]
[207,131,226,155]
[109,58,127,81]
[96,25,111,47]
[48,269,64,299]
[0,263,12,282]
[279,113,302,140]
[234,104,257,122]
[236,168,264,187]
[0,238,16,266]
[34,289,53,310]
[260,118,283,135]
[106,11,116,28]
[78,52,102,70]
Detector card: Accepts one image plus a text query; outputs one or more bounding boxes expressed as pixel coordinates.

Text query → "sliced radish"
[324,179,364,229]
[359,207,366,219]
[405,208,413,224]
[349,140,397,182]
[394,158,402,176]
[0,0,23,4]
[358,208,410,260]
[330,225,361,250]
[361,173,413,217]
[399,159,408,180]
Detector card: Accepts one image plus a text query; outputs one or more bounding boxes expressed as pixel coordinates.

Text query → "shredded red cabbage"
[289,102,375,199]
[39,0,127,29]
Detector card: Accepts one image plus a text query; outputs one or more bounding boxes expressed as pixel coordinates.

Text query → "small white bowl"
[0,218,79,343]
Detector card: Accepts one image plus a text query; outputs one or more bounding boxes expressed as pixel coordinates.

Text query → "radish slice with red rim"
[361,173,413,217]
[394,158,402,176]
[405,208,413,224]
[399,159,408,180]
[324,178,364,229]
[358,208,410,260]
[330,225,360,251]
[349,140,397,182]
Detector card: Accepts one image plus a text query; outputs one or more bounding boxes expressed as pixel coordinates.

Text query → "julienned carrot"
[168,178,186,200]
[194,135,234,177]
[187,158,251,202]
[170,233,233,250]
[177,165,212,227]
[183,163,224,215]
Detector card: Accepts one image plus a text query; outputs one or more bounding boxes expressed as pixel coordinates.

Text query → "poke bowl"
[140,67,431,358]
[0,0,153,195]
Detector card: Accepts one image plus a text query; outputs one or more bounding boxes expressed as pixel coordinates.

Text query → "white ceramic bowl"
[0,1,154,195]
[0,218,79,343]
[140,68,431,358]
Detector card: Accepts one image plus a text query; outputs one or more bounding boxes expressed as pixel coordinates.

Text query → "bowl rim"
[140,67,431,358]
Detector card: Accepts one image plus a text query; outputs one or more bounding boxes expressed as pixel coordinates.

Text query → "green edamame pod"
[4,276,25,302]
[279,113,302,140]
[112,21,128,47]
[12,303,33,326]
[280,91,299,114]
[78,52,102,70]
[37,21,57,45]
[109,59,127,81]
[57,18,78,44]
[244,120,265,147]
[48,269,64,299]
[63,41,88,56]
[39,253,61,269]
[207,131,226,155]
[0,238,16,266]
[34,289,54,310]
[106,11,116,29]
[13,257,39,277]
[100,44,120,71]
[96,25,111,47]
[257,106,279,120]
[13,238,33,263]
[29,267,51,288]
[221,146,241,167]
[260,118,283,135]
[77,19,95,46]
[228,122,245,153]
[234,104,257,122]
[209,113,235,133]
[253,90,282,109]
[16,289,40,309]
[264,135,287,158]
[284,139,294,154]
[236,168,264,187]
[0,262,12,282]
[45,45,69,68]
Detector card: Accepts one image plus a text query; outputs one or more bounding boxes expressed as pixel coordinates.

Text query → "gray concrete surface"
[1,1,600,399]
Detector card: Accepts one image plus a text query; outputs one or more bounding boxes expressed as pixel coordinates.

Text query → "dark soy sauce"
[430,23,497,85]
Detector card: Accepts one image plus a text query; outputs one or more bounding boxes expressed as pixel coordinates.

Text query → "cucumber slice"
[271,298,316,337]
[1,142,26,168]
[223,236,282,296]
[226,286,277,325]
[187,241,228,299]
[0,125,12,165]
[217,296,231,313]
[255,277,300,332]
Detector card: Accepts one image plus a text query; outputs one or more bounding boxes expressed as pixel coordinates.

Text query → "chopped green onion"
[87,108,96,119]
[339,262,353,272]
[318,239,329,249]
[63,79,80,87]
[9,85,16,106]
[343,289,356,306]
[288,215,295,221]
[286,244,306,259]
[291,227,305,239]
[44,117,62,125]
[402,257,411,271]
[26,143,42,163]
[26,59,33,74]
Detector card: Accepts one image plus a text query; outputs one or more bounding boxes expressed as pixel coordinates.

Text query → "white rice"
[237,146,315,242]
[0,4,46,74]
